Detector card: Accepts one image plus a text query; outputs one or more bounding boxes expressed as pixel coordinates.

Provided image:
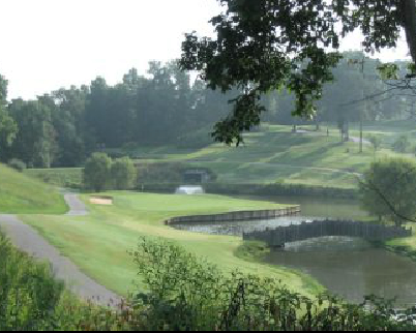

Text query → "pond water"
[265,237,416,306]
[172,196,416,306]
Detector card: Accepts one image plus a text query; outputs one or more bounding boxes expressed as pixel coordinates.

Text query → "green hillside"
[0,163,67,214]
[26,122,410,190]
[112,123,404,189]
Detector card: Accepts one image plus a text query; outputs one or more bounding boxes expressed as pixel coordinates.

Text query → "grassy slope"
[22,192,323,297]
[28,123,407,190]
[25,168,83,188]
[0,164,67,214]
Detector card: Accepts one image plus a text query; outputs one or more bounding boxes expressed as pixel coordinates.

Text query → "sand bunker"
[90,196,113,206]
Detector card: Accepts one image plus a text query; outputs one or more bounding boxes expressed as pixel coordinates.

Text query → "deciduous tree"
[181,0,416,145]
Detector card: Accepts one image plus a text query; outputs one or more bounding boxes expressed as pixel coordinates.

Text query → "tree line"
[0,54,414,169]
[0,62,232,168]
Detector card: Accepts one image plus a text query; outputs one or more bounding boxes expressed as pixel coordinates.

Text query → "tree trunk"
[400,0,416,65]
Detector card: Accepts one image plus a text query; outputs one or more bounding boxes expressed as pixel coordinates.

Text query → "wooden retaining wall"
[243,220,413,248]
[165,206,301,225]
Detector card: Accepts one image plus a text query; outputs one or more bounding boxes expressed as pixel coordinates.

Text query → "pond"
[172,196,416,306]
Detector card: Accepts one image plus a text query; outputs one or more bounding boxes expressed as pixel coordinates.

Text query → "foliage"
[131,237,416,331]
[0,231,64,331]
[7,158,26,172]
[83,153,113,192]
[4,228,416,331]
[5,99,57,168]
[137,163,185,185]
[392,135,410,153]
[180,0,413,145]
[359,158,416,226]
[111,157,137,190]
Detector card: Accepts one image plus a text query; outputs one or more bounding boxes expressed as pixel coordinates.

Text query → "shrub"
[7,158,26,172]
[111,157,137,190]
[83,153,112,192]
[0,231,64,331]
[131,237,416,331]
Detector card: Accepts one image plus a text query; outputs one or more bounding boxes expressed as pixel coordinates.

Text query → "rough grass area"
[25,168,83,188]
[22,192,324,297]
[0,164,67,214]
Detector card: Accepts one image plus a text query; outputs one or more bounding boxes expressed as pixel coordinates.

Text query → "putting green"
[22,192,323,297]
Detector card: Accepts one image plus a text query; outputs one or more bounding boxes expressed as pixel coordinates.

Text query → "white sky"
[0,0,411,100]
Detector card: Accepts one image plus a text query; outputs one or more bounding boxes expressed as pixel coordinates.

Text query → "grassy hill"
[26,122,412,190]
[0,163,67,214]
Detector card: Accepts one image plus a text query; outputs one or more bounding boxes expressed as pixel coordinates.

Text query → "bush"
[7,158,26,172]
[131,237,416,331]
[111,157,137,190]
[83,153,113,192]
[0,231,64,331]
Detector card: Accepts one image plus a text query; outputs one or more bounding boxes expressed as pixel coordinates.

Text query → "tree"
[359,158,416,226]
[6,99,57,168]
[83,153,113,192]
[0,74,17,158]
[181,0,416,145]
[111,157,137,190]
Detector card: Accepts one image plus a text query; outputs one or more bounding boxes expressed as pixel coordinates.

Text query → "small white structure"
[175,185,205,195]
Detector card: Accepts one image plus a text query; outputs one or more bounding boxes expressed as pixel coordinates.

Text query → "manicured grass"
[22,192,324,297]
[108,123,405,189]
[25,122,410,190]
[0,164,67,214]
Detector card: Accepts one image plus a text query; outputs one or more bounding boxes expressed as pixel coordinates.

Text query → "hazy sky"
[0,0,411,100]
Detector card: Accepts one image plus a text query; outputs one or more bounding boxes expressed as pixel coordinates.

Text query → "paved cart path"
[0,194,121,306]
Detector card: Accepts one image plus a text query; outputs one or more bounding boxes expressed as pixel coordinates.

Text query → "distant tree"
[359,158,416,226]
[6,99,57,168]
[83,153,113,192]
[368,135,382,153]
[0,75,18,158]
[111,157,137,190]
[392,135,410,153]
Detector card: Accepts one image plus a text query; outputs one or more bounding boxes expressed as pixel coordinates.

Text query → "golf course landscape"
[25,122,413,191]
[20,191,323,297]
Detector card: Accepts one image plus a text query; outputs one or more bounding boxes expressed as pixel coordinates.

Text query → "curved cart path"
[64,192,89,216]
[0,194,121,307]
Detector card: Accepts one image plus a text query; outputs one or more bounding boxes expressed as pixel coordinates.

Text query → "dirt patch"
[90,196,113,206]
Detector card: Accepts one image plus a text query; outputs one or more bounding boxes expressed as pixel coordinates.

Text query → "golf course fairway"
[22,192,324,297]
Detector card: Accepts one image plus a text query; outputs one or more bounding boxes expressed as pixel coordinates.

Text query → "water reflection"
[173,215,320,236]
[172,196,416,306]
[265,237,416,306]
